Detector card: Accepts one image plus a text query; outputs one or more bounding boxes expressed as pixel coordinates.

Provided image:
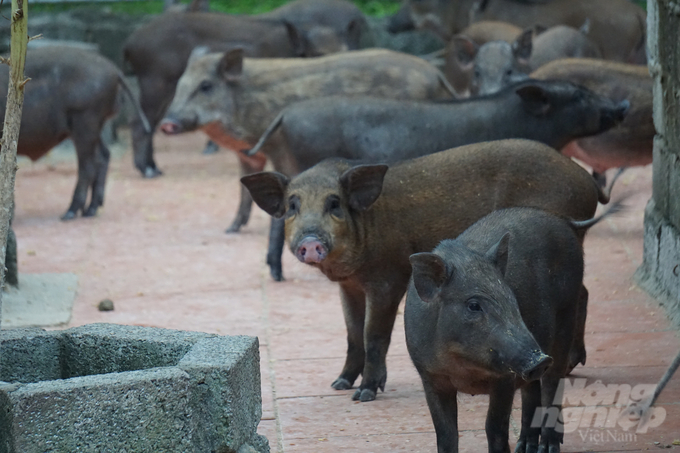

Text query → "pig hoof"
[83,207,98,217]
[143,167,163,178]
[514,439,538,453]
[225,223,242,234]
[566,348,587,375]
[270,268,284,282]
[352,388,376,402]
[202,141,219,155]
[60,211,77,221]
[331,378,352,390]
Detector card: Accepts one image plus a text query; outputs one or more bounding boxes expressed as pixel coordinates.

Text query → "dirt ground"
[10,130,680,452]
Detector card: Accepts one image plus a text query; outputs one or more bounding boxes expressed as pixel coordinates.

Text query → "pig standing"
[245,79,627,280]
[402,0,646,63]
[531,58,653,186]
[0,46,150,220]
[447,23,601,96]
[160,47,456,280]
[242,139,608,402]
[406,206,615,452]
[124,0,364,177]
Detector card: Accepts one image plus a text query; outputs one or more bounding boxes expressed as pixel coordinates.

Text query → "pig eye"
[287,196,300,216]
[467,299,483,313]
[325,195,344,218]
[199,80,213,93]
[505,69,513,76]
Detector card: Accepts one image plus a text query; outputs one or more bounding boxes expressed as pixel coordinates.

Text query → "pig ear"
[451,35,478,68]
[188,46,211,66]
[283,21,307,57]
[516,84,551,116]
[240,172,290,218]
[410,253,448,303]
[339,164,389,212]
[512,29,533,64]
[579,18,591,35]
[218,48,244,82]
[485,232,510,276]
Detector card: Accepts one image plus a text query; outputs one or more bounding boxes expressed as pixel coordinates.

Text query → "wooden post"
[0,0,29,327]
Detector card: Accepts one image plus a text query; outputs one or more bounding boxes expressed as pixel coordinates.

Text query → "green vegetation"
[29,0,402,17]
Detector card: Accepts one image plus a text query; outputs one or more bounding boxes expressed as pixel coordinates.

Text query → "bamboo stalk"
[0,0,29,327]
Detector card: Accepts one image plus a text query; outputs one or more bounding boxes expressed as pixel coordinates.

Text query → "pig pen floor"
[8,130,680,452]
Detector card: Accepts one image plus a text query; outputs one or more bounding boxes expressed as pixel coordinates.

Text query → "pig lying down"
[242,139,608,402]
[406,205,620,453]
[0,46,150,220]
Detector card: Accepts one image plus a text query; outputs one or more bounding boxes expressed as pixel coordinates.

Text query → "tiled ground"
[8,130,680,452]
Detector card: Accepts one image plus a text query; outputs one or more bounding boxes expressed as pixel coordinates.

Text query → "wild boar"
[406,205,617,452]
[124,1,364,177]
[0,46,150,220]
[241,139,607,402]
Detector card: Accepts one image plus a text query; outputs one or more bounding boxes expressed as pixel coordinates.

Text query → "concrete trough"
[0,323,269,453]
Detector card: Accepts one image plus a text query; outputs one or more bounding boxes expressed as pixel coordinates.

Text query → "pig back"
[366,139,601,262]
[241,49,454,102]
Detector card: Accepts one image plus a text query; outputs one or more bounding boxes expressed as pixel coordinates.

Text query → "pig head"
[407,238,552,387]
[241,159,386,282]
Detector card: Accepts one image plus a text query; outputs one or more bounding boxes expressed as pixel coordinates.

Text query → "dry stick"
[0,0,29,328]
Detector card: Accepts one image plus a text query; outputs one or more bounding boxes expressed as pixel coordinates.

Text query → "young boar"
[406,206,616,453]
[241,139,607,402]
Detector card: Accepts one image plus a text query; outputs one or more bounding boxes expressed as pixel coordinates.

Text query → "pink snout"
[160,120,181,135]
[295,237,328,264]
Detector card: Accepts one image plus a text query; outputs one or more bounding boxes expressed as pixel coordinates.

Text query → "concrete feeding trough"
[0,324,269,453]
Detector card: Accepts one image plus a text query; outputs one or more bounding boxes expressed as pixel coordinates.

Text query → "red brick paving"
[10,131,680,452]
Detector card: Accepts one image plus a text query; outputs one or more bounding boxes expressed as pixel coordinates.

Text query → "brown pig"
[160,48,456,247]
[241,139,607,402]
[532,58,653,185]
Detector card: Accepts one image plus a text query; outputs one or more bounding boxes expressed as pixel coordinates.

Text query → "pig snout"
[295,237,328,264]
[519,352,553,382]
[160,119,182,135]
[600,99,630,130]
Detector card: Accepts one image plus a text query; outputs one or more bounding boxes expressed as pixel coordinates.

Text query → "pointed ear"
[284,21,307,57]
[339,164,388,212]
[451,35,478,69]
[579,18,591,35]
[240,172,289,218]
[516,84,551,116]
[410,253,449,303]
[188,46,211,66]
[512,29,533,64]
[485,232,510,276]
[218,48,244,82]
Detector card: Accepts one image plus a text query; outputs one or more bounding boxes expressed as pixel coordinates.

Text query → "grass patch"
[29,0,402,17]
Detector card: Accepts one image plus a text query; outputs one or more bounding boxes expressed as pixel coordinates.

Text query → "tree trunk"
[0,0,29,328]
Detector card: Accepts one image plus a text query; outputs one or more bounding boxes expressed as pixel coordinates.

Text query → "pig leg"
[486,378,515,453]
[202,140,220,155]
[84,139,111,217]
[226,157,266,233]
[332,282,366,391]
[266,218,286,282]
[515,381,542,453]
[419,373,459,453]
[537,375,565,453]
[132,77,171,178]
[567,285,589,373]
[63,115,102,220]
[352,281,409,402]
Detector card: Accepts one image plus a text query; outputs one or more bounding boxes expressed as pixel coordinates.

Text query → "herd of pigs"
[1,0,664,451]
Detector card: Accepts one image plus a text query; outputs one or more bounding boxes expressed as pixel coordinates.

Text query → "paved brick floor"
[9,131,680,452]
